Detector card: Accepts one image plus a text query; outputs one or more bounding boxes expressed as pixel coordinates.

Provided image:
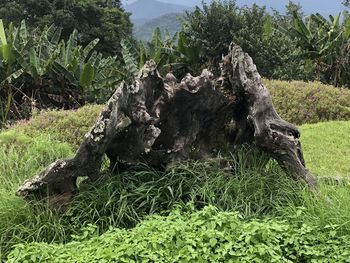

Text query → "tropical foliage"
[121,27,202,79]
[281,11,350,87]
[181,0,350,86]
[0,20,122,126]
[0,0,132,56]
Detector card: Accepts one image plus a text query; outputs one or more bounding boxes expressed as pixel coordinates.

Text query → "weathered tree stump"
[17,44,317,205]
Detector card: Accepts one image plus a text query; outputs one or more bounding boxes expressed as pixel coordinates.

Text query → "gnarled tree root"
[17,44,317,207]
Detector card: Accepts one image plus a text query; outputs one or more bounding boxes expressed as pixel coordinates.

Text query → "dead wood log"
[17,44,317,206]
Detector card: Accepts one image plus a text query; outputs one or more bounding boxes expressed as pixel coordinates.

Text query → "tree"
[181,0,305,79]
[0,0,133,56]
[18,44,316,208]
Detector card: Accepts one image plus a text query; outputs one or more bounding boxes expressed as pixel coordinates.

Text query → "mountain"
[125,0,346,41]
[133,13,183,41]
[124,0,190,20]
[235,0,344,15]
[124,0,345,15]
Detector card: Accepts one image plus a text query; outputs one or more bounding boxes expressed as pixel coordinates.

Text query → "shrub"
[4,80,349,151]
[10,105,103,148]
[7,206,350,262]
[266,79,350,125]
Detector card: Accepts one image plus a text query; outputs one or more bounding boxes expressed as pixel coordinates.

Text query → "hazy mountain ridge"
[125,0,190,20]
[125,0,346,41]
[133,13,183,41]
[124,0,345,16]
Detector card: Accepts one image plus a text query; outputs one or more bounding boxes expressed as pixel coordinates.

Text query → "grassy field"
[0,114,349,261]
[301,121,350,177]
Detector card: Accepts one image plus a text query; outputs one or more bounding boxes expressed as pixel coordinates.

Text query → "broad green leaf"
[29,48,40,77]
[80,62,95,87]
[2,44,15,64]
[121,39,139,78]
[82,38,100,61]
[19,20,28,43]
[0,19,7,45]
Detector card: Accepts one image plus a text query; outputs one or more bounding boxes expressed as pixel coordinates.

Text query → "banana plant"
[281,11,350,86]
[0,19,124,126]
[0,19,20,124]
[121,27,202,78]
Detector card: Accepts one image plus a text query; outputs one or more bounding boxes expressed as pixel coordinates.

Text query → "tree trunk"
[17,44,317,207]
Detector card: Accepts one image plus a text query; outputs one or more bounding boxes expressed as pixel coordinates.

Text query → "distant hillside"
[124,0,344,15]
[125,0,189,20]
[133,13,183,41]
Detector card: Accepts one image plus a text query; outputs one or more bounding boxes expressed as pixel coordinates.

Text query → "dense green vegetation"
[282,11,350,87]
[0,0,132,56]
[181,1,350,84]
[7,206,350,262]
[0,20,124,126]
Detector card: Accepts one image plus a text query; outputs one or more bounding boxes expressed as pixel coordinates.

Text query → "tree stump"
[17,44,317,206]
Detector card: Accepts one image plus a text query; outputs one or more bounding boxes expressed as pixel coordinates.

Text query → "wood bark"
[17,44,317,206]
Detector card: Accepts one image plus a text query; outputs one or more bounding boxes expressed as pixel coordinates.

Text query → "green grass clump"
[0,131,73,259]
[266,79,350,125]
[66,150,302,232]
[7,206,350,263]
[300,121,350,177]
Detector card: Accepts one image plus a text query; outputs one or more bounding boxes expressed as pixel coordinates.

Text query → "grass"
[300,121,350,177]
[0,115,349,261]
[0,131,74,260]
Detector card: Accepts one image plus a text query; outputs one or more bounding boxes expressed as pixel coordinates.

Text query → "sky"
[122,0,346,14]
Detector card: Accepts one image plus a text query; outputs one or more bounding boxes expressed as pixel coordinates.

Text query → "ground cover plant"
[7,206,350,262]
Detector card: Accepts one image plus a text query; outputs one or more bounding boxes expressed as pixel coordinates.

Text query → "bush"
[11,105,103,148]
[6,80,349,151]
[266,79,350,125]
[7,206,350,262]
[181,1,306,79]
